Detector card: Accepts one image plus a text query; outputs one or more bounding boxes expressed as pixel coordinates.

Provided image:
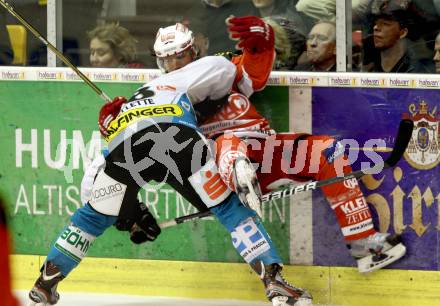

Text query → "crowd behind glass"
[2,0,440,73]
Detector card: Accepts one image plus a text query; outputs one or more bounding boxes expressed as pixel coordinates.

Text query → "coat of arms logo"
[403,100,440,170]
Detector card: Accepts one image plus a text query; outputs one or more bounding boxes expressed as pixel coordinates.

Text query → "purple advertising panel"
[312,87,440,270]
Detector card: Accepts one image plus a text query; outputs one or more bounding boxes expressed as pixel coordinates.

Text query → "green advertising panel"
[0,80,290,263]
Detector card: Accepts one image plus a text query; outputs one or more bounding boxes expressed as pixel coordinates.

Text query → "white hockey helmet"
[154,23,196,73]
[154,23,195,57]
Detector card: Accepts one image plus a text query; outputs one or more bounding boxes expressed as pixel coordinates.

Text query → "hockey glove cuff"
[130,202,162,244]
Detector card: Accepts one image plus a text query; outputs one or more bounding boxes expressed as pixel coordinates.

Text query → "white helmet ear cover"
[154,23,195,58]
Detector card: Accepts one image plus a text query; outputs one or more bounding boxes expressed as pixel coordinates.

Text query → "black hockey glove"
[114,201,161,244]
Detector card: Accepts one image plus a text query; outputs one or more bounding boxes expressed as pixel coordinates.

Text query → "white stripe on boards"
[288,86,313,265]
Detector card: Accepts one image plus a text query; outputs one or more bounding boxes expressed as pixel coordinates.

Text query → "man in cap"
[367,0,430,72]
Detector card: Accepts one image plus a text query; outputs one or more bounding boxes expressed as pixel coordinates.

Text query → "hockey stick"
[0,0,111,102]
[158,119,414,229]
[159,210,213,228]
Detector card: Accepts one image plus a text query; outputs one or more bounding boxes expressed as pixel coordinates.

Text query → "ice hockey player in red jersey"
[199,16,406,274]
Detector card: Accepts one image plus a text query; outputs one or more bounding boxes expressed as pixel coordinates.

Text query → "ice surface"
[15,290,270,306]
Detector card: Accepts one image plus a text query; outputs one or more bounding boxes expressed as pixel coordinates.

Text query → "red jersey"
[200,46,276,138]
[200,92,274,138]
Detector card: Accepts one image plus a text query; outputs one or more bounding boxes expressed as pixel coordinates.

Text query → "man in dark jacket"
[365,0,433,72]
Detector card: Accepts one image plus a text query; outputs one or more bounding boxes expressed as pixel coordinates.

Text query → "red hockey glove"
[226,15,274,53]
[98,96,127,137]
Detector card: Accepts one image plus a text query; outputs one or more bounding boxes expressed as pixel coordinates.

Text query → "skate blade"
[357,243,406,273]
[272,296,313,306]
[27,297,48,306]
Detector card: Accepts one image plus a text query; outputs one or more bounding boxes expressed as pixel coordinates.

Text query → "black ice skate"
[233,156,263,217]
[28,261,64,305]
[251,261,313,306]
[348,232,406,273]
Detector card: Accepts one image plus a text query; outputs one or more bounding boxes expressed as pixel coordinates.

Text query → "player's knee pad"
[214,133,248,191]
[210,195,281,265]
[46,204,117,276]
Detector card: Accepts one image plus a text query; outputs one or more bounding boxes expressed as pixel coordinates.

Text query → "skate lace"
[272,270,303,294]
[266,273,308,302]
[276,273,293,288]
[367,233,388,252]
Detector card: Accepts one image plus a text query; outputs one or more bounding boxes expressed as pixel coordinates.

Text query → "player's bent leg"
[311,136,406,272]
[215,134,263,216]
[210,195,312,306]
[28,204,117,305]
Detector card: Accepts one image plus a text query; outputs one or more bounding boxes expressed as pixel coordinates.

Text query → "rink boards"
[11,254,440,306]
[1,67,440,306]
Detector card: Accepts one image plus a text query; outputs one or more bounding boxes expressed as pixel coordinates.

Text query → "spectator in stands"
[88,23,144,68]
[193,32,210,58]
[434,0,440,16]
[252,0,291,17]
[202,0,231,7]
[353,0,372,28]
[264,15,306,70]
[295,20,337,71]
[295,0,336,22]
[251,0,314,39]
[0,12,13,65]
[433,32,440,72]
[184,0,254,55]
[365,0,432,73]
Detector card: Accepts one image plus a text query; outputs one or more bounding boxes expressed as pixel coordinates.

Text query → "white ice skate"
[349,232,406,273]
[232,157,263,217]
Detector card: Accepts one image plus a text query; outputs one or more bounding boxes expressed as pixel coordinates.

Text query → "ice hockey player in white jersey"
[27,18,312,306]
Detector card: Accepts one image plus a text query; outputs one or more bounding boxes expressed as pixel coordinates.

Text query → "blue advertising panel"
[312,87,440,270]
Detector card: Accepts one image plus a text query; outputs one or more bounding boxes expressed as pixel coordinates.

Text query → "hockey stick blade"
[383,119,414,167]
